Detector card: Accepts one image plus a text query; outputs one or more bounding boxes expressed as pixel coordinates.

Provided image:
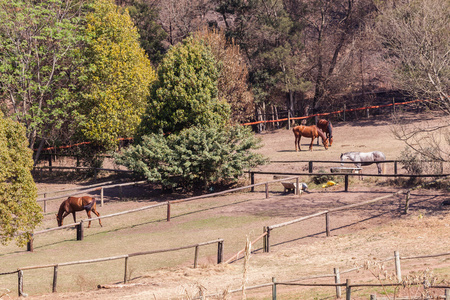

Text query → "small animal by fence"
[293,125,329,151]
[340,151,386,174]
[56,196,102,228]
[317,119,333,146]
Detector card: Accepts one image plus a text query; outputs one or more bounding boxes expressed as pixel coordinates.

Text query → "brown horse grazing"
[293,125,329,151]
[317,119,333,146]
[56,196,102,228]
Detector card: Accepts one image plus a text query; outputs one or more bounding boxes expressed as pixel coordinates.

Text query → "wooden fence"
[29,171,448,252]
[205,250,450,299]
[5,173,448,296]
[262,174,449,253]
[249,170,449,192]
[224,175,449,262]
[37,179,147,212]
[27,176,303,251]
[269,159,446,175]
[16,238,223,297]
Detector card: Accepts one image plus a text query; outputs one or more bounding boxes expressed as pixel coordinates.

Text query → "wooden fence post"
[124,256,128,284]
[445,288,450,300]
[76,221,84,241]
[394,161,398,175]
[217,240,223,264]
[345,279,351,300]
[251,172,255,192]
[44,193,47,213]
[404,191,411,214]
[52,265,58,293]
[272,277,277,300]
[167,201,171,221]
[343,104,346,121]
[296,177,299,195]
[309,161,313,173]
[264,227,271,253]
[194,246,199,268]
[394,251,402,282]
[334,267,341,298]
[326,213,330,237]
[392,98,395,115]
[119,186,123,201]
[101,187,104,207]
[265,183,269,198]
[345,175,349,192]
[18,270,24,297]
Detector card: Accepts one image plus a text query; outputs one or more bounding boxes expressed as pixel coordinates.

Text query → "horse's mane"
[57,199,67,217]
[327,121,333,137]
[316,127,327,140]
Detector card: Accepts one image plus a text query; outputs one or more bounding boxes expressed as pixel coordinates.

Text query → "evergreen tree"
[0,113,42,246]
[116,124,267,190]
[137,36,230,139]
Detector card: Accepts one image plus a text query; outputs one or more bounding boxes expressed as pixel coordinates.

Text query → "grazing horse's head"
[56,213,63,227]
[322,138,329,150]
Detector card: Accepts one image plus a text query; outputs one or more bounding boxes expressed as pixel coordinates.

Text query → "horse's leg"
[72,212,76,223]
[92,209,102,227]
[296,136,302,151]
[86,211,92,228]
[295,134,302,152]
[377,163,382,174]
[309,137,314,151]
[355,162,364,180]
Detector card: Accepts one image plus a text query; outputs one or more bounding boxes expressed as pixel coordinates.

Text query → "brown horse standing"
[317,119,333,146]
[293,125,329,151]
[56,196,102,228]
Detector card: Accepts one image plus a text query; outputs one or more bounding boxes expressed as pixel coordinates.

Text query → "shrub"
[115,124,268,191]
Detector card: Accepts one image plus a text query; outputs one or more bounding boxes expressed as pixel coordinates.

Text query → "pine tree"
[116,125,267,190]
[137,36,230,138]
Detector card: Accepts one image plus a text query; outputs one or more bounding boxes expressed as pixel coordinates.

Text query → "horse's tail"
[84,198,96,211]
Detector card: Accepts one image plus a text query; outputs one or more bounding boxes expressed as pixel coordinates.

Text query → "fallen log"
[97,283,146,289]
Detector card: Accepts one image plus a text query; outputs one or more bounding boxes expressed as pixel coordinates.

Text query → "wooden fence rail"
[249,171,449,192]
[263,192,397,252]
[37,180,119,196]
[27,176,302,251]
[17,238,223,296]
[37,180,147,212]
[205,251,450,299]
[262,175,449,253]
[270,160,446,175]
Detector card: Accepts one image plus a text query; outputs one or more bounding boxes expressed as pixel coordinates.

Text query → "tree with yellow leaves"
[78,0,156,150]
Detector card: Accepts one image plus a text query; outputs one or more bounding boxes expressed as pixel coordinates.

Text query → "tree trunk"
[33,138,46,166]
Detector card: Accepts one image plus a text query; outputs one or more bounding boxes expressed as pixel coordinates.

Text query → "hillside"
[8,111,450,300]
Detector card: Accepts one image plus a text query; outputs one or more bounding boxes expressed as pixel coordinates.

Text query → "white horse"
[340,151,386,174]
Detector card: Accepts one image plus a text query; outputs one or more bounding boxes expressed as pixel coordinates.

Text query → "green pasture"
[0,190,286,296]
